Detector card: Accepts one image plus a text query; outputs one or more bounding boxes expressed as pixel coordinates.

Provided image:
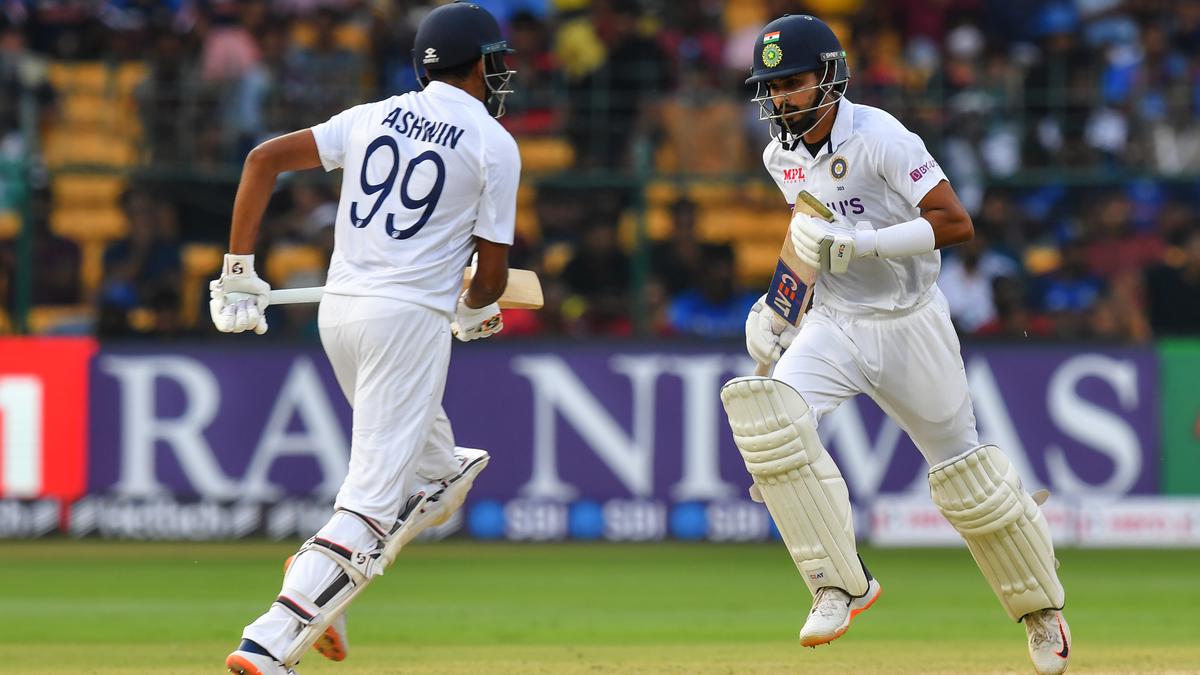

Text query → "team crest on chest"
[762,43,783,68]
[830,155,849,180]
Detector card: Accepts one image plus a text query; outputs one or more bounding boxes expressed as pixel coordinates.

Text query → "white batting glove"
[789,212,859,275]
[788,212,826,270]
[745,293,799,365]
[452,291,503,342]
[209,253,270,335]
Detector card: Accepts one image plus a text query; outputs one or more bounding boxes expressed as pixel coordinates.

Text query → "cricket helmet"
[412,2,516,117]
[747,15,850,141]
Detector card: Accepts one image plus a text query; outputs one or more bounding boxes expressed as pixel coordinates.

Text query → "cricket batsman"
[725,14,1071,674]
[207,3,520,673]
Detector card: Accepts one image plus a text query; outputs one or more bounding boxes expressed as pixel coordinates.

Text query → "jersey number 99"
[349,136,445,240]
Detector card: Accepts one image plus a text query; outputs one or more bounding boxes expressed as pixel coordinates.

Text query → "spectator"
[667,243,758,338]
[938,232,1019,333]
[98,190,182,334]
[650,197,702,295]
[561,221,631,335]
[1146,229,1200,335]
[1031,238,1106,338]
[567,0,667,168]
[284,7,362,125]
[976,276,1055,340]
[1083,193,1165,279]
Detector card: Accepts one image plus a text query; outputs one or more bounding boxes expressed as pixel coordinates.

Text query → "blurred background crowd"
[1,0,1198,341]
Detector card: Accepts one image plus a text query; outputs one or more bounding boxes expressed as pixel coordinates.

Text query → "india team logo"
[762,43,783,68]
[830,156,848,180]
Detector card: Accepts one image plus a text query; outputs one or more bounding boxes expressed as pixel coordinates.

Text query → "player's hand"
[745,294,798,365]
[452,292,503,341]
[209,253,270,335]
[788,212,826,269]
[790,212,858,275]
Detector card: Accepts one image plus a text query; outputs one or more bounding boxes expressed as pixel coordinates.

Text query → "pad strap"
[273,590,321,626]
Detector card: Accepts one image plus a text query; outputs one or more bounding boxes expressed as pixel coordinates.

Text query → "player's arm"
[209,130,323,335]
[917,180,973,249]
[229,130,323,254]
[454,132,520,342]
[466,237,509,307]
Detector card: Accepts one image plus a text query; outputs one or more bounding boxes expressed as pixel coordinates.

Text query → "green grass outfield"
[0,541,1197,674]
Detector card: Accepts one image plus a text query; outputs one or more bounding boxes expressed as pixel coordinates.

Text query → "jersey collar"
[829,97,855,152]
[424,80,487,112]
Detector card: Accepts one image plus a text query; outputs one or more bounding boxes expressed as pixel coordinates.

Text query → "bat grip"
[753,361,771,377]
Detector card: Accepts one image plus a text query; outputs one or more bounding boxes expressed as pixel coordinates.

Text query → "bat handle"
[753,361,771,377]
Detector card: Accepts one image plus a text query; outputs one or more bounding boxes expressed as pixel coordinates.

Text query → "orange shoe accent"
[225,653,264,675]
[313,625,347,661]
[850,586,882,618]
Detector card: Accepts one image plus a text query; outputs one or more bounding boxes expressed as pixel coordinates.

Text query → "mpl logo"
[782,167,806,183]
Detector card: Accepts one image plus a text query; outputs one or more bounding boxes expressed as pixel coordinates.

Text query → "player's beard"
[777,89,831,139]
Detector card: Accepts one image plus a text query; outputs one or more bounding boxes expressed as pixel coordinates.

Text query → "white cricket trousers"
[318,293,460,525]
[243,294,461,659]
[773,287,979,466]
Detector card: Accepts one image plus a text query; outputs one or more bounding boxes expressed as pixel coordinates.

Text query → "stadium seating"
[180,243,224,328]
[519,137,574,173]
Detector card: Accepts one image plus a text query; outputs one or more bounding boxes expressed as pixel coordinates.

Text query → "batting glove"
[452,291,502,342]
[745,293,799,365]
[789,212,858,275]
[209,253,271,335]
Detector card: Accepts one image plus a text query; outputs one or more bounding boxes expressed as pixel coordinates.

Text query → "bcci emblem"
[762,43,783,68]
[830,156,849,180]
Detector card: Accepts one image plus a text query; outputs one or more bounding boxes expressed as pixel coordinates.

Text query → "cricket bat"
[268,268,544,309]
[754,190,837,376]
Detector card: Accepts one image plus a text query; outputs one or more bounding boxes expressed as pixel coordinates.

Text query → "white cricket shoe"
[798,578,882,647]
[1024,608,1071,674]
[397,447,491,549]
[226,641,297,675]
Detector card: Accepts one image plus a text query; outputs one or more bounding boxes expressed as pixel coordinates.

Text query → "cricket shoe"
[798,578,882,647]
[282,555,348,661]
[226,639,298,675]
[395,447,491,549]
[1024,608,1071,674]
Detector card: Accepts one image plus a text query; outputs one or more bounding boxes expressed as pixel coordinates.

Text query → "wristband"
[857,217,935,259]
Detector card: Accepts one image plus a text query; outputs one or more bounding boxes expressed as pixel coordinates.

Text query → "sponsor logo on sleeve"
[782,167,806,183]
[909,159,939,182]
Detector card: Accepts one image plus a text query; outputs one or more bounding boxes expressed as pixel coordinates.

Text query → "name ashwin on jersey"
[381,106,466,150]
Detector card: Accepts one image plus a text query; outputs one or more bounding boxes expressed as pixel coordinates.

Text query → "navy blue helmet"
[747,15,849,141]
[412,2,516,117]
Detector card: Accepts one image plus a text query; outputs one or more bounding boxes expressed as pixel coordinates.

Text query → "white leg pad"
[279,495,426,667]
[929,444,1065,622]
[721,377,868,597]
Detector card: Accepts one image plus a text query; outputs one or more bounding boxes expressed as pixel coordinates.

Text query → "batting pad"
[721,377,869,597]
[928,444,1065,622]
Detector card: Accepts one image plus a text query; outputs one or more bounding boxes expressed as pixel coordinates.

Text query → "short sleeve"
[762,140,795,210]
[473,130,520,245]
[876,128,948,208]
[309,103,371,171]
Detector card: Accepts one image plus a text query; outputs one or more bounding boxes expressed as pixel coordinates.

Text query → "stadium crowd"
[1,0,1199,341]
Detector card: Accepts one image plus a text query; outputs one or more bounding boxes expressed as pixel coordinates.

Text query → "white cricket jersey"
[763,97,948,313]
[310,81,519,316]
